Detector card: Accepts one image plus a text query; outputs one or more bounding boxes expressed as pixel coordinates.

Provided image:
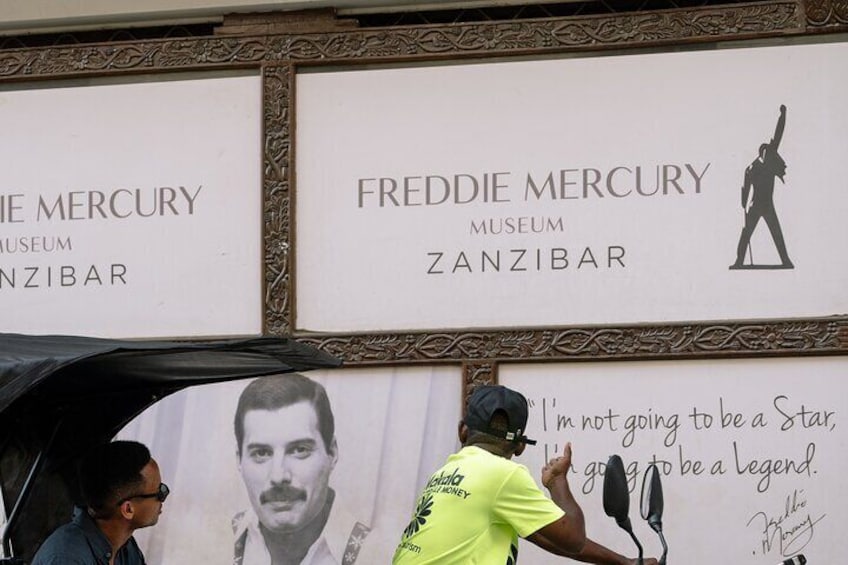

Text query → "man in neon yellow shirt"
[393,385,657,565]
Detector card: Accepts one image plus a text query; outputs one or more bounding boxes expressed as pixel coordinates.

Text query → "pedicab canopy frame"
[0,333,341,562]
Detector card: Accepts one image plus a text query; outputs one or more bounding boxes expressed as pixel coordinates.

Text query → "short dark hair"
[234,373,334,456]
[79,441,151,516]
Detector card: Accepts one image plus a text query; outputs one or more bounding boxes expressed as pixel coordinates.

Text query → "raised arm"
[528,443,660,565]
[525,442,586,555]
[771,104,787,149]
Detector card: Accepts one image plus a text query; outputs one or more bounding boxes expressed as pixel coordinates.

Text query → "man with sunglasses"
[32,440,168,565]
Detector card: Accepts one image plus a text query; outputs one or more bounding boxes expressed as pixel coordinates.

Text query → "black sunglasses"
[118,483,170,505]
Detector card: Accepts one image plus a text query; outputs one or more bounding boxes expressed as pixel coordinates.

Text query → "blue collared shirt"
[31,506,146,565]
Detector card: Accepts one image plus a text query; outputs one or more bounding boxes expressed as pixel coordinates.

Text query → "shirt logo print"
[403,494,434,539]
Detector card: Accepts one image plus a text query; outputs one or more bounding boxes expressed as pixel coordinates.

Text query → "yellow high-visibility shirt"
[393,446,565,565]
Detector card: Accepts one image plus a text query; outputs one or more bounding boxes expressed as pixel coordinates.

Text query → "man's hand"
[528,440,587,555]
[559,538,662,565]
[542,442,573,489]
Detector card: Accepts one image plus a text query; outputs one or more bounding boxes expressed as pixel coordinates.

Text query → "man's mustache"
[260,485,307,504]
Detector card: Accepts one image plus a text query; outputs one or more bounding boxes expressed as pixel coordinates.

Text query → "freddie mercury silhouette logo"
[729,104,795,270]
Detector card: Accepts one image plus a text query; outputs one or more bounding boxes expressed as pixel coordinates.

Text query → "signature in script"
[746,488,826,557]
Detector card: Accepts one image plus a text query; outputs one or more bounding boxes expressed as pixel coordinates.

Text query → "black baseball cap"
[464,385,537,445]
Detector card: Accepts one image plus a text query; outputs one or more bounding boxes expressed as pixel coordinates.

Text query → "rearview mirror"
[640,463,664,532]
[603,454,631,529]
[602,455,643,564]
[639,463,668,565]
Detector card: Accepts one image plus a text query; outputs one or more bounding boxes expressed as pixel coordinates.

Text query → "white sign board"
[0,73,262,338]
[501,357,847,565]
[295,41,848,332]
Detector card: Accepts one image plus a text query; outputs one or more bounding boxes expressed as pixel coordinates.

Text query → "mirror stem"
[627,530,643,565]
[657,531,667,565]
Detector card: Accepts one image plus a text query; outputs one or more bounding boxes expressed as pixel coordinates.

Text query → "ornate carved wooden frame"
[1,0,845,393]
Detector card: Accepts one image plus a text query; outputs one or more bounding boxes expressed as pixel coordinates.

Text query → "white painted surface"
[296,41,848,332]
[502,357,847,565]
[0,73,263,338]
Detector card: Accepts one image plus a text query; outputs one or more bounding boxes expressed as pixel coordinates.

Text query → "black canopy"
[0,333,341,562]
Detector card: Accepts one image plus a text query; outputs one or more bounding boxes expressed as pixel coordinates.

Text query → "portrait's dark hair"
[78,440,151,516]
[465,410,521,457]
[234,373,335,455]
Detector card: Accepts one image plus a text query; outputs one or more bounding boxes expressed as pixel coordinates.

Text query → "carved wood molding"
[805,0,848,26]
[464,362,496,387]
[271,3,803,60]
[462,362,497,408]
[263,64,294,335]
[0,3,803,80]
[297,319,847,365]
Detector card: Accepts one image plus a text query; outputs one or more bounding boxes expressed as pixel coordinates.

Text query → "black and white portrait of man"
[117,367,460,564]
[232,374,372,565]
